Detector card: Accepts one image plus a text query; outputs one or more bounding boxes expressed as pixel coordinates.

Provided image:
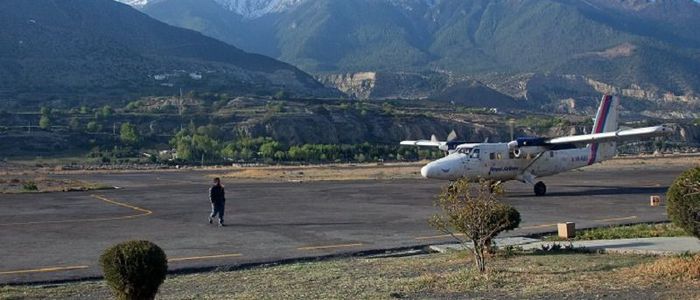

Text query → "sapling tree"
[430,178,521,272]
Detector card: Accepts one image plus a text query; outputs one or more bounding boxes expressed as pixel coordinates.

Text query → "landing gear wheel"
[488,181,502,194]
[534,181,547,196]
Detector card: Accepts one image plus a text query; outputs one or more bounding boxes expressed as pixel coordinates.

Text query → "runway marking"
[0,265,89,275]
[0,194,152,226]
[156,177,196,185]
[414,233,465,241]
[169,253,243,263]
[520,223,558,230]
[297,243,364,251]
[593,216,638,223]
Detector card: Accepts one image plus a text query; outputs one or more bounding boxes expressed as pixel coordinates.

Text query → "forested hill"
[0,0,337,108]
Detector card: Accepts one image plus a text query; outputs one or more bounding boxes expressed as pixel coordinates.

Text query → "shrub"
[22,181,38,191]
[666,167,700,239]
[100,240,168,300]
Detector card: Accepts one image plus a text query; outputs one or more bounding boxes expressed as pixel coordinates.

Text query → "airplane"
[400,95,673,196]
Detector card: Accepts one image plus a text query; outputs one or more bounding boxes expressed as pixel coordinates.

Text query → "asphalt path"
[0,163,681,284]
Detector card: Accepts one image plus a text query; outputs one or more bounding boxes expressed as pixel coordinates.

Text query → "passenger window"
[497,153,503,160]
[509,152,515,159]
[489,153,495,160]
[470,149,480,159]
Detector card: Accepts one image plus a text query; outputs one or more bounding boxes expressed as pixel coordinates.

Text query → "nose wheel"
[534,181,547,196]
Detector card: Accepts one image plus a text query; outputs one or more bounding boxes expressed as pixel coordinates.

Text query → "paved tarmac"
[0,163,683,284]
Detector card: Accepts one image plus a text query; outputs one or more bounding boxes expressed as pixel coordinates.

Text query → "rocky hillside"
[316,71,519,108]
[0,0,337,108]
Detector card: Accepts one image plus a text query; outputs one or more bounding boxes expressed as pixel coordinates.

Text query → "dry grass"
[2,252,698,299]
[629,254,700,281]
[597,154,700,168]
[0,176,111,194]
[218,163,425,182]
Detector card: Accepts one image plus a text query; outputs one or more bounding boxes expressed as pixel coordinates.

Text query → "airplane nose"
[421,164,431,178]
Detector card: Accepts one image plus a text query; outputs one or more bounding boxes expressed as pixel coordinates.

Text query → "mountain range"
[0,0,336,108]
[131,0,700,111]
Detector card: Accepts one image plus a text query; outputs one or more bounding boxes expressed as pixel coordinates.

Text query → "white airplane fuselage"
[420,142,612,183]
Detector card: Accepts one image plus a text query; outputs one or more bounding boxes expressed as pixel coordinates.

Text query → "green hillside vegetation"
[0,0,336,109]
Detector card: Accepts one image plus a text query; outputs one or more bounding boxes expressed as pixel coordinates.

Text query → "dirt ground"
[1,251,698,299]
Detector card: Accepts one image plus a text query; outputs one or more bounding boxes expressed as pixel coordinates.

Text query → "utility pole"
[179,88,184,116]
[201,153,204,167]
[509,119,515,141]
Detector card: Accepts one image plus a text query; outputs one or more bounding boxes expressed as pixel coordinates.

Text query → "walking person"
[208,177,226,227]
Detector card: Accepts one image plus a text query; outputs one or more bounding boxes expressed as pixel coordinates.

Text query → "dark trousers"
[210,202,225,223]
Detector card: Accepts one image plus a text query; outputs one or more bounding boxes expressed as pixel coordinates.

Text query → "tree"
[69,117,81,131]
[86,121,101,132]
[273,90,288,100]
[126,101,140,111]
[169,129,222,163]
[429,178,521,272]
[39,115,51,129]
[667,167,700,239]
[260,141,281,159]
[40,106,51,115]
[120,123,140,146]
[100,105,113,118]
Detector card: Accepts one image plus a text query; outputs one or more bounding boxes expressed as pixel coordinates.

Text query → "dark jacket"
[209,185,225,204]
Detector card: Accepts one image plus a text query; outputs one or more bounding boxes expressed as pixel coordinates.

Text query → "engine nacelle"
[512,146,548,158]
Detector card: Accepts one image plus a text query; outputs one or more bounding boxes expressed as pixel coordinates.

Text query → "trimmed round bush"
[100,240,168,300]
[666,167,700,239]
[501,205,522,232]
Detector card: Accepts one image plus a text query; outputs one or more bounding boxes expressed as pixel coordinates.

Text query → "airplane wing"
[400,140,442,147]
[546,125,672,145]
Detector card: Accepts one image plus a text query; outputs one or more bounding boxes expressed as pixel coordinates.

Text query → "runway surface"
[0,163,680,284]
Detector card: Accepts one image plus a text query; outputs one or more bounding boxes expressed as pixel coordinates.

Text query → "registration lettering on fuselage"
[489,166,519,173]
[571,155,588,162]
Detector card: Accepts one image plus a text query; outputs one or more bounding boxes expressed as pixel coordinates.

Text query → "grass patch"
[0,177,112,194]
[2,251,698,299]
[628,253,700,281]
[545,223,689,241]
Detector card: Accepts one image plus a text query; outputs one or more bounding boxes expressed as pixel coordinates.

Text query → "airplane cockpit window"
[470,149,480,159]
[457,147,471,155]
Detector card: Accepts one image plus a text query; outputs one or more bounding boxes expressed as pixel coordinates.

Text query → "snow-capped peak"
[116,0,306,18]
[116,0,150,8]
[213,0,307,19]
[117,0,438,18]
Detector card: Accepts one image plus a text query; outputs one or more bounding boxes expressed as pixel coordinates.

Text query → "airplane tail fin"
[589,95,620,164]
[592,95,619,134]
